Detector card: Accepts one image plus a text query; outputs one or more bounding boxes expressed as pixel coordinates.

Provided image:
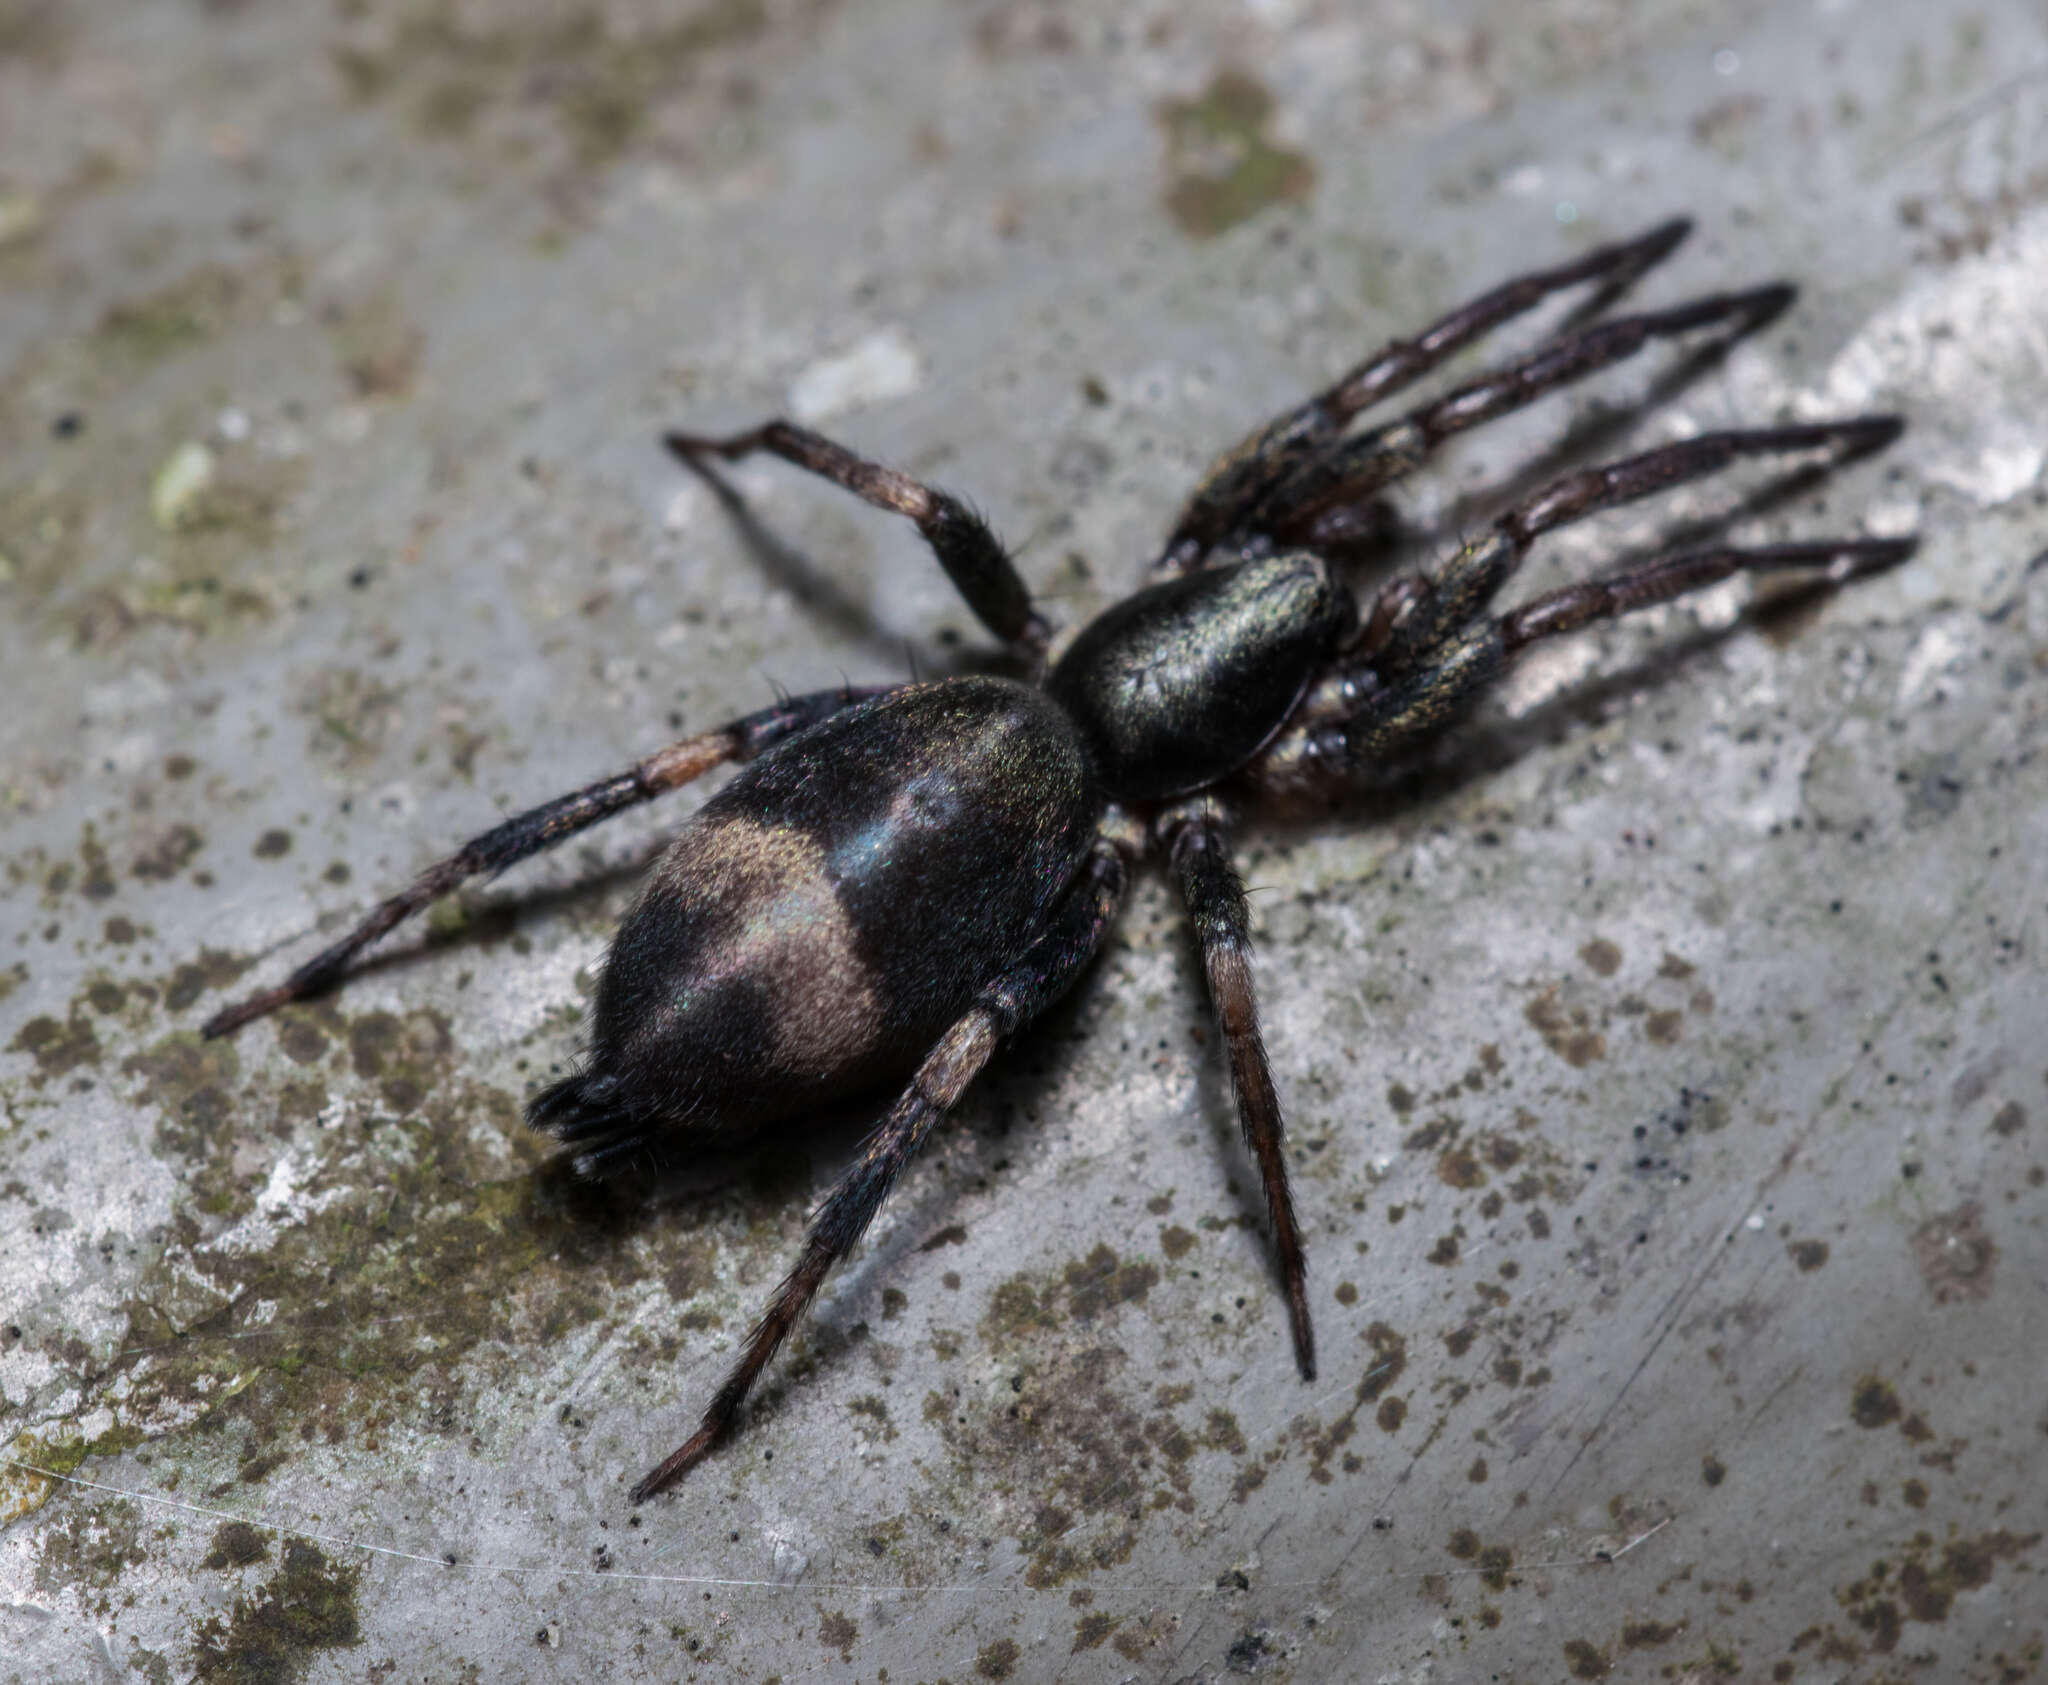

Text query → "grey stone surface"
[2,2,2043,1681]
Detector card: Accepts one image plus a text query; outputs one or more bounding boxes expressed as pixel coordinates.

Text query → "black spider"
[201,217,1909,1500]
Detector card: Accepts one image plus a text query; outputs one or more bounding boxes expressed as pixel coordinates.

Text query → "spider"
[201,217,1909,1501]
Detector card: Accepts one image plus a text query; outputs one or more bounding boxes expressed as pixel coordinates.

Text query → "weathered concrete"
[3,3,2043,1681]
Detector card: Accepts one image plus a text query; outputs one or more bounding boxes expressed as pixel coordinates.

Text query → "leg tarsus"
[1164,802,1315,1381]
[1501,536,1915,650]
[1409,284,1793,447]
[1499,416,1903,547]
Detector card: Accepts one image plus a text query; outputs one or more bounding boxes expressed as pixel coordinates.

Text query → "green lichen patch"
[2,1429,102,1524]
[932,1295,1259,1588]
[1157,70,1315,239]
[1837,1528,2041,1648]
[30,1495,147,1603]
[347,1005,456,1111]
[329,0,772,175]
[847,1393,897,1444]
[96,267,242,364]
[1850,1373,1903,1429]
[9,1008,102,1085]
[974,1636,1020,1679]
[1525,982,1606,1068]
[1563,1636,1610,1678]
[939,1238,1284,1581]
[191,1541,361,1685]
[79,976,695,1486]
[1299,1321,1408,1484]
[124,1031,242,1202]
[1073,1610,1117,1652]
[131,824,204,884]
[983,1242,1157,1343]
[202,1520,272,1570]
[298,666,404,774]
[1063,1243,1157,1322]
[46,414,305,649]
[816,1607,857,1661]
[109,1115,658,1480]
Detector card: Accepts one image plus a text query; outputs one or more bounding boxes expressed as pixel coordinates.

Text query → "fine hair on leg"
[1162,799,1315,1381]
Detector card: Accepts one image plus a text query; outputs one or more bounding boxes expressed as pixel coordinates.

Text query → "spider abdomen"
[1046,551,1354,801]
[530,677,1099,1169]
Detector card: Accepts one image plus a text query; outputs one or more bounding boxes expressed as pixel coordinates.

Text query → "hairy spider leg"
[1254,535,1913,796]
[200,685,892,1038]
[1496,536,1917,650]
[1338,416,1907,676]
[1163,800,1316,1382]
[663,420,1050,661]
[1155,215,1694,573]
[631,837,1131,1500]
[1231,284,1797,557]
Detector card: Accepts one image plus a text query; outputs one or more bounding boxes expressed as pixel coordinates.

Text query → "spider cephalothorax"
[202,217,1909,1499]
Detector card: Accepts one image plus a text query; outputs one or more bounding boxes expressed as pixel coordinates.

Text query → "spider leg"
[1252,535,1914,798]
[1160,797,1315,1382]
[1156,216,1692,572]
[200,685,892,1037]
[631,836,1131,1501]
[664,420,1049,661]
[1349,416,1904,673]
[1234,284,1796,556]
[1496,535,1916,651]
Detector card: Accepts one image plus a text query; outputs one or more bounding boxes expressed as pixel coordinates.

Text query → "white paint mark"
[1803,211,2048,509]
[662,480,707,534]
[788,325,925,424]
[1497,636,1604,718]
[149,441,215,532]
[1896,618,1969,709]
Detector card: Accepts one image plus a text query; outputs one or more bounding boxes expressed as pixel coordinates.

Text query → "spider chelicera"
[202,217,1909,1500]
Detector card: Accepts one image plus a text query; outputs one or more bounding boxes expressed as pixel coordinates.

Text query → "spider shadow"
[676,451,1018,682]
[284,835,674,1005]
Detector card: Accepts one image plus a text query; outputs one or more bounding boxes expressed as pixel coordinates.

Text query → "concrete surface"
[2,2,2044,1682]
